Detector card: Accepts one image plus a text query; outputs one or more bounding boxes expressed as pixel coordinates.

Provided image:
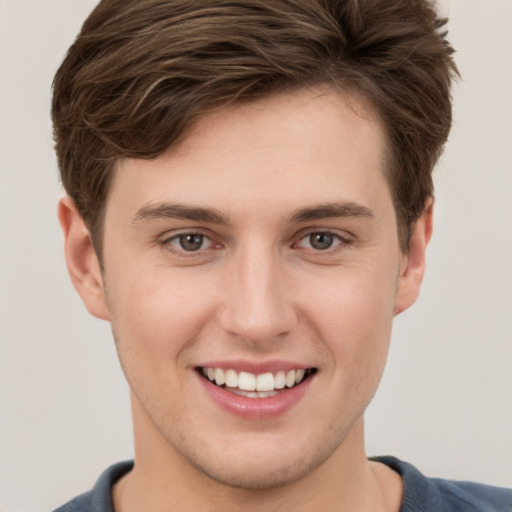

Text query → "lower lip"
[197,373,313,420]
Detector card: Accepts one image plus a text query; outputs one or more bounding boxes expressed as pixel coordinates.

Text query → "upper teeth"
[201,367,307,392]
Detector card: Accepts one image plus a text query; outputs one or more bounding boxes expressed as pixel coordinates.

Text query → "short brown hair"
[52,0,458,254]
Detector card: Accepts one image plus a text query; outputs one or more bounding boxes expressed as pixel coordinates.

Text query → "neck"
[113,398,402,512]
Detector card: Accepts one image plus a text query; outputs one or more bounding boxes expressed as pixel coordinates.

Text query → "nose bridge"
[219,239,295,345]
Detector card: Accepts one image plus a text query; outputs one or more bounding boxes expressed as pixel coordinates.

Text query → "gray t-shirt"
[53,456,512,511]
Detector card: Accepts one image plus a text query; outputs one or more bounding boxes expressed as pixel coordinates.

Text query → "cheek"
[106,271,217,409]
[301,263,397,371]
[106,268,219,372]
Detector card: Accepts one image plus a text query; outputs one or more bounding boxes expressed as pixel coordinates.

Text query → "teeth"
[274,371,286,389]
[256,390,278,398]
[214,368,225,386]
[256,372,274,391]
[238,371,256,391]
[285,370,296,388]
[225,369,238,388]
[201,367,312,394]
[227,388,279,398]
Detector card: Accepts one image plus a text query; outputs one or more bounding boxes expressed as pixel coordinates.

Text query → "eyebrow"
[288,202,374,223]
[133,201,374,226]
[133,203,231,225]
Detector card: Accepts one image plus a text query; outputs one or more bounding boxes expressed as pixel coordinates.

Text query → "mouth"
[197,366,317,398]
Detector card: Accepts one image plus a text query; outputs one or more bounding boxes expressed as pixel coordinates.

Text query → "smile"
[199,367,316,398]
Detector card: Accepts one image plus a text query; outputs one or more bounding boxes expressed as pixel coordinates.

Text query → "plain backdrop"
[1,1,511,510]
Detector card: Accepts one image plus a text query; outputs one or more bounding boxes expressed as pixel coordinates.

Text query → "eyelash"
[161,230,351,258]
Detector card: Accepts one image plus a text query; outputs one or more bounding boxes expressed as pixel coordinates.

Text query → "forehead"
[108,87,391,220]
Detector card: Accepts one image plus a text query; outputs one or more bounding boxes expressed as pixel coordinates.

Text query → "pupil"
[180,234,203,251]
[310,233,333,250]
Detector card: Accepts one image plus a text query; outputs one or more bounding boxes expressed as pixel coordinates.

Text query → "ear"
[58,196,110,320]
[394,199,434,315]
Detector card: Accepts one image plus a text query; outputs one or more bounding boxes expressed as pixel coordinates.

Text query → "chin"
[172,426,346,491]
[190,452,321,491]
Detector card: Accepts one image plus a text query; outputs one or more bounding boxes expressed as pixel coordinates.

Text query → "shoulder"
[52,460,133,512]
[430,478,512,511]
[52,493,89,512]
[373,456,511,512]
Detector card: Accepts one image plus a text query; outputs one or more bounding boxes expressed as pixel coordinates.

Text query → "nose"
[218,243,297,347]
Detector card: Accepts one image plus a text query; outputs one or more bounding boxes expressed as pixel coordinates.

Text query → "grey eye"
[309,233,334,250]
[178,234,204,251]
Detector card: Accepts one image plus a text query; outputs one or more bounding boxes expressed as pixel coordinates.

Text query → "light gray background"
[1,1,511,510]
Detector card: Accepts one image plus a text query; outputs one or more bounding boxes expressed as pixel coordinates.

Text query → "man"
[51,0,510,510]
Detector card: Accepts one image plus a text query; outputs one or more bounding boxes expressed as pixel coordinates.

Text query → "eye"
[166,233,214,252]
[296,232,344,251]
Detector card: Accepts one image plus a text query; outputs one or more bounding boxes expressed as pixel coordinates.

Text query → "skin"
[59,87,432,511]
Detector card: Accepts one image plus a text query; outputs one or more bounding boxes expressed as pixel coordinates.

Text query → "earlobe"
[394,199,434,315]
[58,197,110,320]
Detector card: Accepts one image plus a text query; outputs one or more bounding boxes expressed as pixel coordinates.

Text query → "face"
[63,88,427,490]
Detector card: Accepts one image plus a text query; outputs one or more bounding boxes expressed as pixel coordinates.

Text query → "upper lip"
[195,359,315,374]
